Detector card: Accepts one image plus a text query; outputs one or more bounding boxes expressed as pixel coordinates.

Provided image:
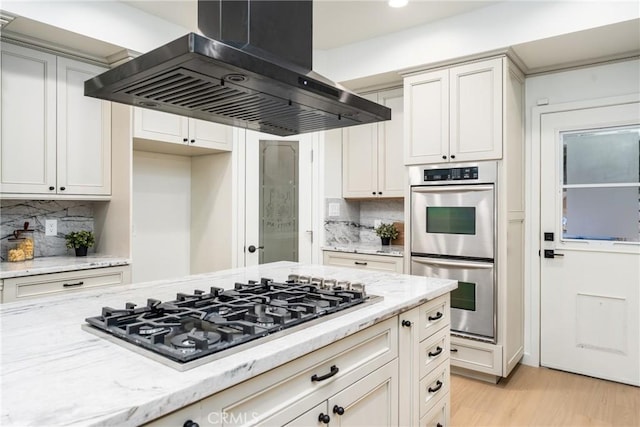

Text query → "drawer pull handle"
[333,405,345,415]
[450,348,458,353]
[428,346,443,358]
[318,413,330,424]
[311,365,339,382]
[63,281,84,288]
[401,319,412,327]
[428,311,443,321]
[428,380,443,394]
[354,261,368,266]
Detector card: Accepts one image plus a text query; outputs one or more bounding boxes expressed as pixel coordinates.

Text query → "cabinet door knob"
[372,191,376,195]
[183,421,199,427]
[190,139,195,144]
[442,155,447,160]
[59,186,66,191]
[183,138,189,143]
[333,405,345,415]
[318,413,330,424]
[401,319,412,327]
[450,154,456,159]
[49,186,55,191]
[378,191,382,195]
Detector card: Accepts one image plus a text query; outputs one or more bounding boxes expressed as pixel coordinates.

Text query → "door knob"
[247,245,264,253]
[544,249,564,259]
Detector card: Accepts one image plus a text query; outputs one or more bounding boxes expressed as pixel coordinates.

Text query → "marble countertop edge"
[0,255,131,279]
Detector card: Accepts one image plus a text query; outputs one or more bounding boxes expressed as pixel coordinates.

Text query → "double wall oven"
[410,162,497,343]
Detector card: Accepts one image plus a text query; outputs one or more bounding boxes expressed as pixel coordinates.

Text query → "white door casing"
[243,130,315,267]
[539,100,640,386]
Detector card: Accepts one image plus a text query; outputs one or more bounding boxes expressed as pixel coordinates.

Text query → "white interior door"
[540,101,640,386]
[243,130,313,267]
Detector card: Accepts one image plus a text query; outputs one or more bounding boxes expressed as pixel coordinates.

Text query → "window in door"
[561,125,640,243]
[259,140,299,263]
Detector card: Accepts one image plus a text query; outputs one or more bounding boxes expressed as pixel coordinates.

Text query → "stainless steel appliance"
[410,162,497,342]
[84,275,379,370]
[84,0,391,137]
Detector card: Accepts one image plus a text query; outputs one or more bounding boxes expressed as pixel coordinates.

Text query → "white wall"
[132,151,191,283]
[316,1,639,83]
[523,58,640,366]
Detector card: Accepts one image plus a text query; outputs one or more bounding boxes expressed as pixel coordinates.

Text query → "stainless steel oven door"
[411,256,495,342]
[411,184,495,259]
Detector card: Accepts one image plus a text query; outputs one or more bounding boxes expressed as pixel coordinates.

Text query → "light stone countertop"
[322,243,404,257]
[0,261,456,426]
[0,255,131,279]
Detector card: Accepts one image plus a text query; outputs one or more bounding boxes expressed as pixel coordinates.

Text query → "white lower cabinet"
[450,335,502,378]
[145,295,451,427]
[1,265,131,303]
[322,251,404,273]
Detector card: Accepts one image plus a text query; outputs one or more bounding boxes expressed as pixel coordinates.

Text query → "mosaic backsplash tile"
[1,200,95,261]
[324,198,403,245]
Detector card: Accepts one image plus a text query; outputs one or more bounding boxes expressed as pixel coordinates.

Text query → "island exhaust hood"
[84,0,391,137]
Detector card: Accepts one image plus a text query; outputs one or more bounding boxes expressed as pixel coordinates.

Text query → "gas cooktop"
[83,275,380,370]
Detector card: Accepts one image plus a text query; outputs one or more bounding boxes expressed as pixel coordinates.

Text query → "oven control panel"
[424,166,479,181]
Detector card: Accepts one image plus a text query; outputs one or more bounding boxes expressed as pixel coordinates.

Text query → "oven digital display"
[451,281,476,311]
[426,207,476,235]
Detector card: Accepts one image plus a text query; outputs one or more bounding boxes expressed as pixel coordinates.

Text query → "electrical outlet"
[374,219,382,228]
[45,220,57,236]
[328,203,340,217]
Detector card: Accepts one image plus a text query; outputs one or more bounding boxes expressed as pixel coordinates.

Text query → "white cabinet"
[399,295,451,427]
[144,295,453,427]
[1,265,131,303]
[404,57,503,165]
[323,250,404,273]
[133,108,233,155]
[343,88,404,198]
[0,43,111,197]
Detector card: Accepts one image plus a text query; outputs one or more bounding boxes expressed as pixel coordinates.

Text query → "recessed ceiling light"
[388,0,408,8]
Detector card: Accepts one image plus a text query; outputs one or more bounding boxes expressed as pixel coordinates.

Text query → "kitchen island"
[0,262,456,426]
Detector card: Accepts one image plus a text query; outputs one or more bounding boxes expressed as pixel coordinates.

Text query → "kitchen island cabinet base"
[146,294,451,427]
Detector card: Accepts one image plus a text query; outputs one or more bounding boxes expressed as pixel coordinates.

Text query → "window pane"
[562,187,640,242]
[259,140,299,263]
[563,126,640,185]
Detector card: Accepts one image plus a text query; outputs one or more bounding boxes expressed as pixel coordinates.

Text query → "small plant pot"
[75,246,88,257]
[381,237,391,246]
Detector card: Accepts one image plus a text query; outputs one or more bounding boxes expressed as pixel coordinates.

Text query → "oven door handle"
[412,257,493,269]
[411,184,493,193]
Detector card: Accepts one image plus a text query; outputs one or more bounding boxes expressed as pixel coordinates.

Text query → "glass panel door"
[259,140,299,263]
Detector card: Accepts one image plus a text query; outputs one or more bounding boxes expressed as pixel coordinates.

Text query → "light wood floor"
[451,364,640,426]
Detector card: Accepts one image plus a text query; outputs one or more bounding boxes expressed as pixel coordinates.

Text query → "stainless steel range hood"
[84,0,391,137]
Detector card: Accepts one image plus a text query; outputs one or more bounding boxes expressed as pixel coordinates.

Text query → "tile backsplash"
[0,200,95,260]
[324,198,403,245]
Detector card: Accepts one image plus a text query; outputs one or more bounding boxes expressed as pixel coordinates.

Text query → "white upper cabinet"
[343,88,404,198]
[56,57,111,196]
[133,108,233,155]
[404,57,503,165]
[0,43,111,197]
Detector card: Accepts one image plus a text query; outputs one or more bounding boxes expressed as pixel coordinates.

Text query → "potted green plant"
[65,230,95,257]
[374,223,399,246]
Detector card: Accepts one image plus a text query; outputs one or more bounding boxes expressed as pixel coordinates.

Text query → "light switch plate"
[45,220,57,236]
[328,203,340,217]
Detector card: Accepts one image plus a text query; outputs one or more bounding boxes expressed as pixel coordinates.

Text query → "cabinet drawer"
[419,326,450,378]
[323,251,403,273]
[206,317,398,425]
[419,359,450,418]
[418,294,450,341]
[419,392,449,427]
[450,336,502,376]
[2,266,130,303]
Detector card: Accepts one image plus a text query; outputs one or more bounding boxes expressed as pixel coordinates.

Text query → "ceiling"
[121,0,500,50]
[2,1,638,77]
